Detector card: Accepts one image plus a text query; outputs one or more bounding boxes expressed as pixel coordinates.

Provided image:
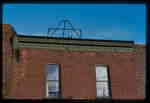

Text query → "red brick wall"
[2,24,15,97]
[8,48,137,99]
[2,24,145,100]
[135,44,146,99]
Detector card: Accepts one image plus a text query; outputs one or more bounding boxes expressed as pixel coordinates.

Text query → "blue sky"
[3,4,146,44]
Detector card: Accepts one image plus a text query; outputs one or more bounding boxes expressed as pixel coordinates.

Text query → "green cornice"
[13,35,135,52]
[17,36,133,47]
[19,42,134,52]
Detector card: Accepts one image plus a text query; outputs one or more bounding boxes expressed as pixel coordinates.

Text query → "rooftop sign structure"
[47,19,82,39]
[8,20,134,53]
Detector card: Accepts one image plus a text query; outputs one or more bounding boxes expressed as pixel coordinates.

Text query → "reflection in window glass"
[46,64,60,98]
[96,65,110,98]
[48,81,59,92]
[96,82,109,97]
[47,64,59,80]
[96,66,108,81]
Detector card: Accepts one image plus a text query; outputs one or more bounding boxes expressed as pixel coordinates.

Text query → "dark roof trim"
[16,34,134,44]
[19,41,133,48]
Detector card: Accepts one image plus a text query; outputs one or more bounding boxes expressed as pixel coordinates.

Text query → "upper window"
[96,65,111,98]
[46,64,60,98]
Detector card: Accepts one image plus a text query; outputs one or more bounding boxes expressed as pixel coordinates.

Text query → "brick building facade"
[2,24,146,100]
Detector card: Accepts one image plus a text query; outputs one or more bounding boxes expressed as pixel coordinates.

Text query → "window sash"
[96,65,110,98]
[47,64,59,81]
[96,66,108,81]
[47,80,59,92]
[96,81,109,97]
[47,81,60,97]
[46,64,60,98]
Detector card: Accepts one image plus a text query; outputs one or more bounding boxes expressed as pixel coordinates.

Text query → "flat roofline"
[16,34,134,44]
[13,34,135,52]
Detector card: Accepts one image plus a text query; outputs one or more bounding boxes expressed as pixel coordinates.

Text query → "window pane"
[96,66,108,81]
[47,64,59,80]
[96,82,109,97]
[48,92,59,97]
[48,81,59,92]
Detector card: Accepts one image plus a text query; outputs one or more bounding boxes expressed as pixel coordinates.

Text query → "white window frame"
[95,65,110,98]
[46,64,60,98]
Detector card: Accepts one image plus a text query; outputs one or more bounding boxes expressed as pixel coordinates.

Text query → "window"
[46,64,60,98]
[96,65,110,98]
